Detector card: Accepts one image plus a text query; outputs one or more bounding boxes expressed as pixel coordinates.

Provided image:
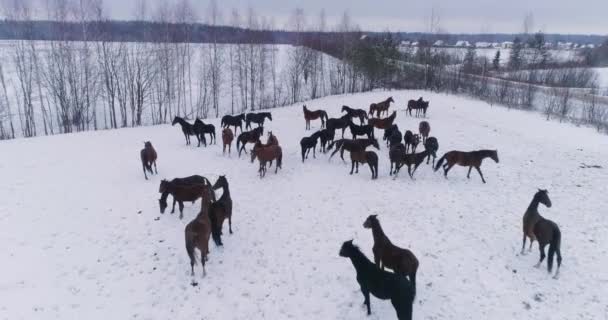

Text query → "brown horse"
[184,184,221,278]
[434,150,499,183]
[211,175,233,236]
[222,128,234,155]
[159,179,211,219]
[140,141,158,180]
[368,111,397,130]
[418,121,430,144]
[369,97,394,118]
[407,98,429,117]
[237,126,264,157]
[363,215,419,297]
[251,142,283,178]
[303,105,328,130]
[349,146,379,179]
[264,131,279,147]
[395,150,430,180]
[522,189,551,254]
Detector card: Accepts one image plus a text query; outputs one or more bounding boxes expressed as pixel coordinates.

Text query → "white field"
[1,90,607,320]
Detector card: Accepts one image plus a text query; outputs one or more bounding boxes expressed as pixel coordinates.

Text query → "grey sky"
[87,0,608,34]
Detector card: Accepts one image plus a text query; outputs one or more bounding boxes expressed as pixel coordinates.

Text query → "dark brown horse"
[522,189,552,254]
[159,178,211,219]
[403,130,416,154]
[328,138,380,161]
[407,98,429,117]
[363,215,419,297]
[222,128,234,155]
[389,143,406,176]
[349,146,379,179]
[172,116,197,145]
[395,150,430,179]
[368,111,397,130]
[418,121,430,144]
[423,137,439,166]
[237,126,264,157]
[369,97,394,118]
[211,175,233,236]
[184,184,221,278]
[303,105,328,130]
[341,105,368,125]
[251,142,283,178]
[221,113,246,135]
[326,114,350,138]
[318,128,335,153]
[300,131,321,162]
[140,141,158,180]
[434,150,499,183]
[264,131,279,147]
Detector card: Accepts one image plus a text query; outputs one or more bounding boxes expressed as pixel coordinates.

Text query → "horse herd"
[137,95,563,320]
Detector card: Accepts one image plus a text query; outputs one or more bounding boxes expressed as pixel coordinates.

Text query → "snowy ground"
[1,90,607,320]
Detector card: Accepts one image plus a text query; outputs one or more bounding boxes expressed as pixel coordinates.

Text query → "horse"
[318,128,335,153]
[184,184,221,278]
[423,137,439,166]
[194,119,216,146]
[222,128,234,155]
[245,112,272,130]
[407,98,429,117]
[300,131,321,162]
[251,142,283,178]
[369,97,394,118]
[418,121,430,144]
[221,113,245,135]
[303,105,328,130]
[172,116,197,145]
[434,150,499,183]
[403,131,420,154]
[140,141,158,180]
[211,175,233,237]
[326,114,350,138]
[339,240,414,320]
[349,147,379,179]
[341,105,368,125]
[522,189,552,254]
[264,131,279,147]
[159,178,211,219]
[327,138,380,161]
[383,124,400,147]
[395,150,430,179]
[389,143,406,176]
[348,120,374,140]
[388,126,402,148]
[363,215,419,297]
[368,111,397,130]
[531,190,562,279]
[237,126,264,157]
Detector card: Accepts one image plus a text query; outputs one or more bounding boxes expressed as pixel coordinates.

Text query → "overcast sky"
[44,0,608,34]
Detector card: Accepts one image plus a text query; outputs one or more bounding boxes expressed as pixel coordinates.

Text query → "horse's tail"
[220,117,225,127]
[209,206,223,246]
[410,269,417,299]
[547,223,562,272]
[434,153,447,172]
[236,135,241,150]
[327,139,342,152]
[277,148,283,169]
[300,142,306,162]
[185,230,197,266]
[321,110,328,121]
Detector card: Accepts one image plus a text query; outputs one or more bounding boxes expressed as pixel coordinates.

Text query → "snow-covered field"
[1,90,607,320]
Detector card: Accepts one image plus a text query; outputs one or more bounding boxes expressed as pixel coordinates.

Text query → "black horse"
[348,120,374,140]
[327,138,379,161]
[383,125,399,147]
[339,240,414,320]
[245,112,272,130]
[318,128,335,153]
[423,137,439,166]
[221,113,245,135]
[172,116,197,145]
[237,126,264,157]
[300,131,322,162]
[194,119,216,146]
[326,115,350,138]
[341,105,368,125]
[403,130,420,154]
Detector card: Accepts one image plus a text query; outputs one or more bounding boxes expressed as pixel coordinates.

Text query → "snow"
[591,67,608,89]
[1,90,608,319]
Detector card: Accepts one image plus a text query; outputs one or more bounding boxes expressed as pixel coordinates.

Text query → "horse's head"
[171,116,180,126]
[368,104,375,115]
[371,138,380,150]
[144,141,152,148]
[341,105,348,113]
[339,240,356,258]
[536,189,552,208]
[388,97,394,103]
[159,180,169,193]
[266,113,273,121]
[212,175,228,190]
[159,198,167,214]
[491,150,499,163]
[194,118,203,125]
[362,215,378,229]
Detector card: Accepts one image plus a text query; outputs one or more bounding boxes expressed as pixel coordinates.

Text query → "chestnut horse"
[184,184,221,278]
[263,131,279,147]
[222,128,234,155]
[251,142,283,178]
[368,111,397,130]
[369,97,394,118]
[303,105,328,130]
[140,141,158,180]
[434,149,499,183]
[363,215,419,297]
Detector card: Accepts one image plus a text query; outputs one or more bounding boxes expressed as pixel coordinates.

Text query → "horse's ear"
[372,214,378,218]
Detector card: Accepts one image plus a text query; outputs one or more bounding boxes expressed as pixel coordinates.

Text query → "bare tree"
[207,0,223,117]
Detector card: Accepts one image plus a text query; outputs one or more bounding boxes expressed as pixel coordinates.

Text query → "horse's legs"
[475,166,487,183]
[444,163,455,178]
[361,287,371,315]
[200,251,206,277]
[521,233,527,255]
[535,243,547,268]
[350,160,355,175]
[228,215,233,234]
[355,162,359,173]
[153,161,158,174]
[368,163,374,179]
[179,202,184,219]
[408,165,414,179]
[312,145,316,159]
[340,147,346,162]
[390,161,394,175]
[142,164,148,180]
[467,166,473,179]
[171,198,177,214]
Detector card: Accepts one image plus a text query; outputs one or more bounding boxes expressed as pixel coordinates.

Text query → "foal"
[339,240,414,320]
[140,141,158,180]
[363,215,419,297]
[222,128,234,155]
[185,185,220,277]
[434,149,499,183]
